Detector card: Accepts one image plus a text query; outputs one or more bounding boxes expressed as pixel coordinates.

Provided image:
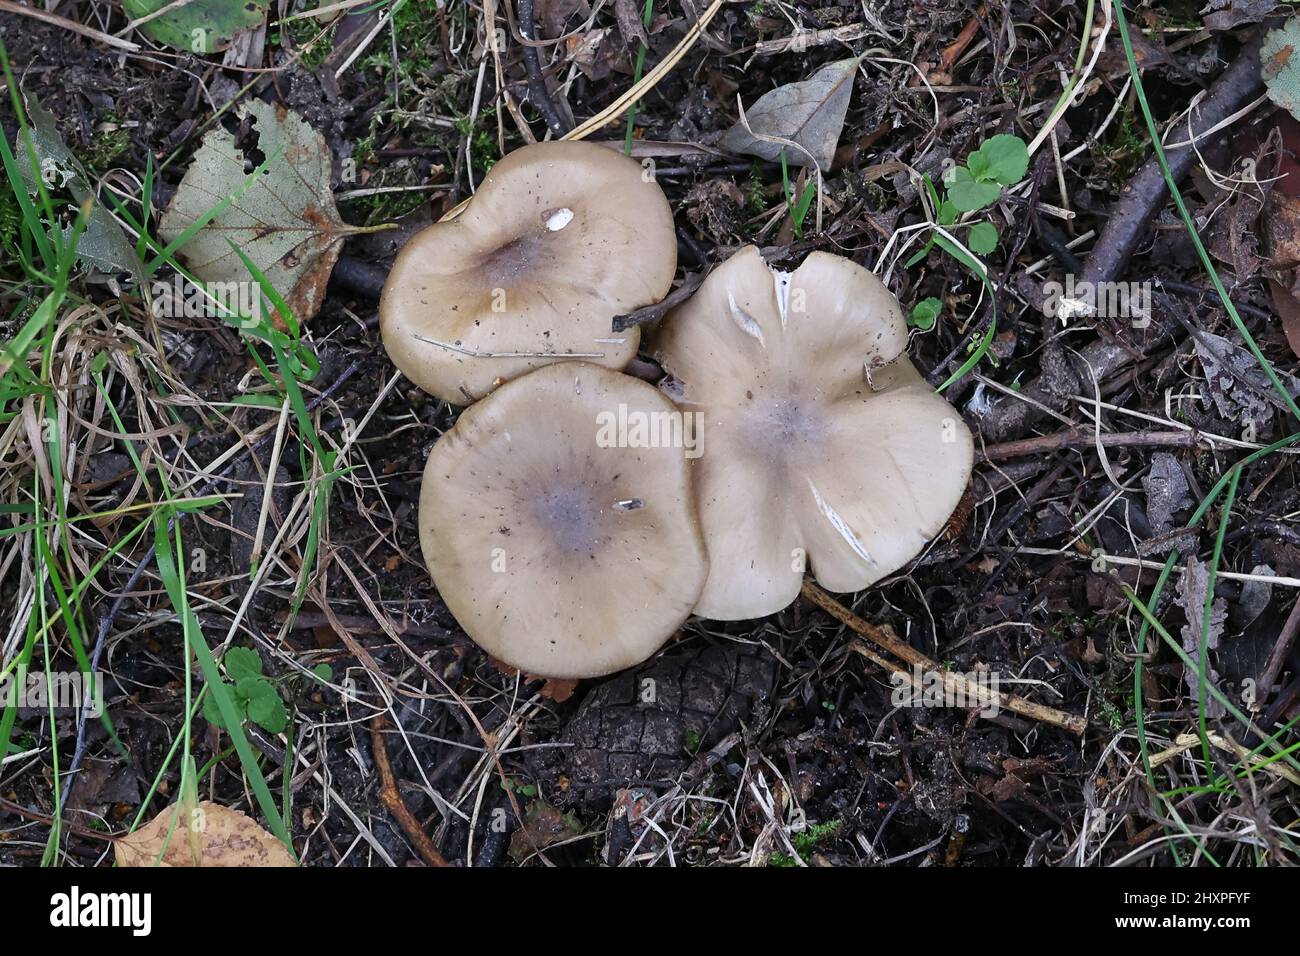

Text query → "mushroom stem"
[800,582,1088,735]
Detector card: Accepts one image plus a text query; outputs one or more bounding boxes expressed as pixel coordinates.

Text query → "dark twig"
[1081,34,1264,288]
[59,360,363,811]
[1259,596,1300,710]
[330,256,388,300]
[612,270,707,332]
[518,0,570,137]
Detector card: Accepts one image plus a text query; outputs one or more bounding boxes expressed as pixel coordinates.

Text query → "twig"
[979,427,1200,462]
[0,0,141,52]
[939,3,988,71]
[612,270,706,332]
[1082,32,1264,288]
[800,582,1088,734]
[518,0,570,136]
[753,24,872,57]
[369,716,450,867]
[1259,595,1300,708]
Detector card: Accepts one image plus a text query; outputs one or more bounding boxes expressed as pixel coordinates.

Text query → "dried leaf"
[122,0,269,54]
[1177,557,1226,718]
[540,677,579,703]
[1193,329,1300,433]
[567,28,623,80]
[1232,564,1275,630]
[1202,0,1279,31]
[17,94,140,281]
[1263,18,1300,120]
[719,57,861,172]
[115,800,296,867]
[160,100,350,326]
[1264,189,1300,358]
[508,800,584,862]
[1142,452,1192,541]
[613,0,650,48]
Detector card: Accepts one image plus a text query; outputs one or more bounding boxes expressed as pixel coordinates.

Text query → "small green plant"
[780,150,816,238]
[202,646,288,734]
[909,133,1028,266]
[945,133,1029,212]
[910,296,942,331]
[502,777,538,797]
[905,134,1028,390]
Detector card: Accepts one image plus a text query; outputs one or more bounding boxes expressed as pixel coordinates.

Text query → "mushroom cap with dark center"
[651,245,975,620]
[381,141,677,404]
[419,362,708,678]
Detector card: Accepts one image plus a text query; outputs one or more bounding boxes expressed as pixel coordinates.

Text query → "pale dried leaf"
[719,57,861,172]
[160,100,349,326]
[1203,0,1279,31]
[1177,557,1226,718]
[1142,452,1191,539]
[115,800,296,867]
[1263,18,1300,120]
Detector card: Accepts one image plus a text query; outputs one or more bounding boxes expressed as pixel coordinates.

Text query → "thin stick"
[800,582,1088,734]
[369,716,450,867]
[518,0,569,135]
[0,0,141,52]
[979,427,1200,462]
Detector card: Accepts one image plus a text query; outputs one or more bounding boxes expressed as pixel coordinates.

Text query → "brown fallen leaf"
[540,677,579,703]
[508,800,584,862]
[115,800,296,867]
[160,100,358,328]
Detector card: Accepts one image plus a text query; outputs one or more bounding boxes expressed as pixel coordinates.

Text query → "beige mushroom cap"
[651,245,974,620]
[381,141,677,404]
[419,362,708,678]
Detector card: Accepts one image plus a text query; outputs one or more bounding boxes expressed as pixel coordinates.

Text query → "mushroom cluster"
[382,142,974,678]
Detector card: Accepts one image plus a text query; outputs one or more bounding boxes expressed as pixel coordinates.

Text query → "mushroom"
[380,141,677,404]
[650,245,974,620]
[419,361,708,678]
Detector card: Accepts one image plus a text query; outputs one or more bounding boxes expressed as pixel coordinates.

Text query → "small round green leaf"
[909,297,943,331]
[967,221,998,255]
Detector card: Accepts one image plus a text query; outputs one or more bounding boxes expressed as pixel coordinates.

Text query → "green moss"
[1092,104,1145,185]
[768,819,843,866]
[82,115,131,175]
[272,18,334,71]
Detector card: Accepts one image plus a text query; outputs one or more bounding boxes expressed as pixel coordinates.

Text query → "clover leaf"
[971,133,1029,186]
[202,647,288,734]
[967,221,999,255]
[909,297,943,331]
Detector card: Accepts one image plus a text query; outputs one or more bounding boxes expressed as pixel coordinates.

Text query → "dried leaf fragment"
[115,800,296,867]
